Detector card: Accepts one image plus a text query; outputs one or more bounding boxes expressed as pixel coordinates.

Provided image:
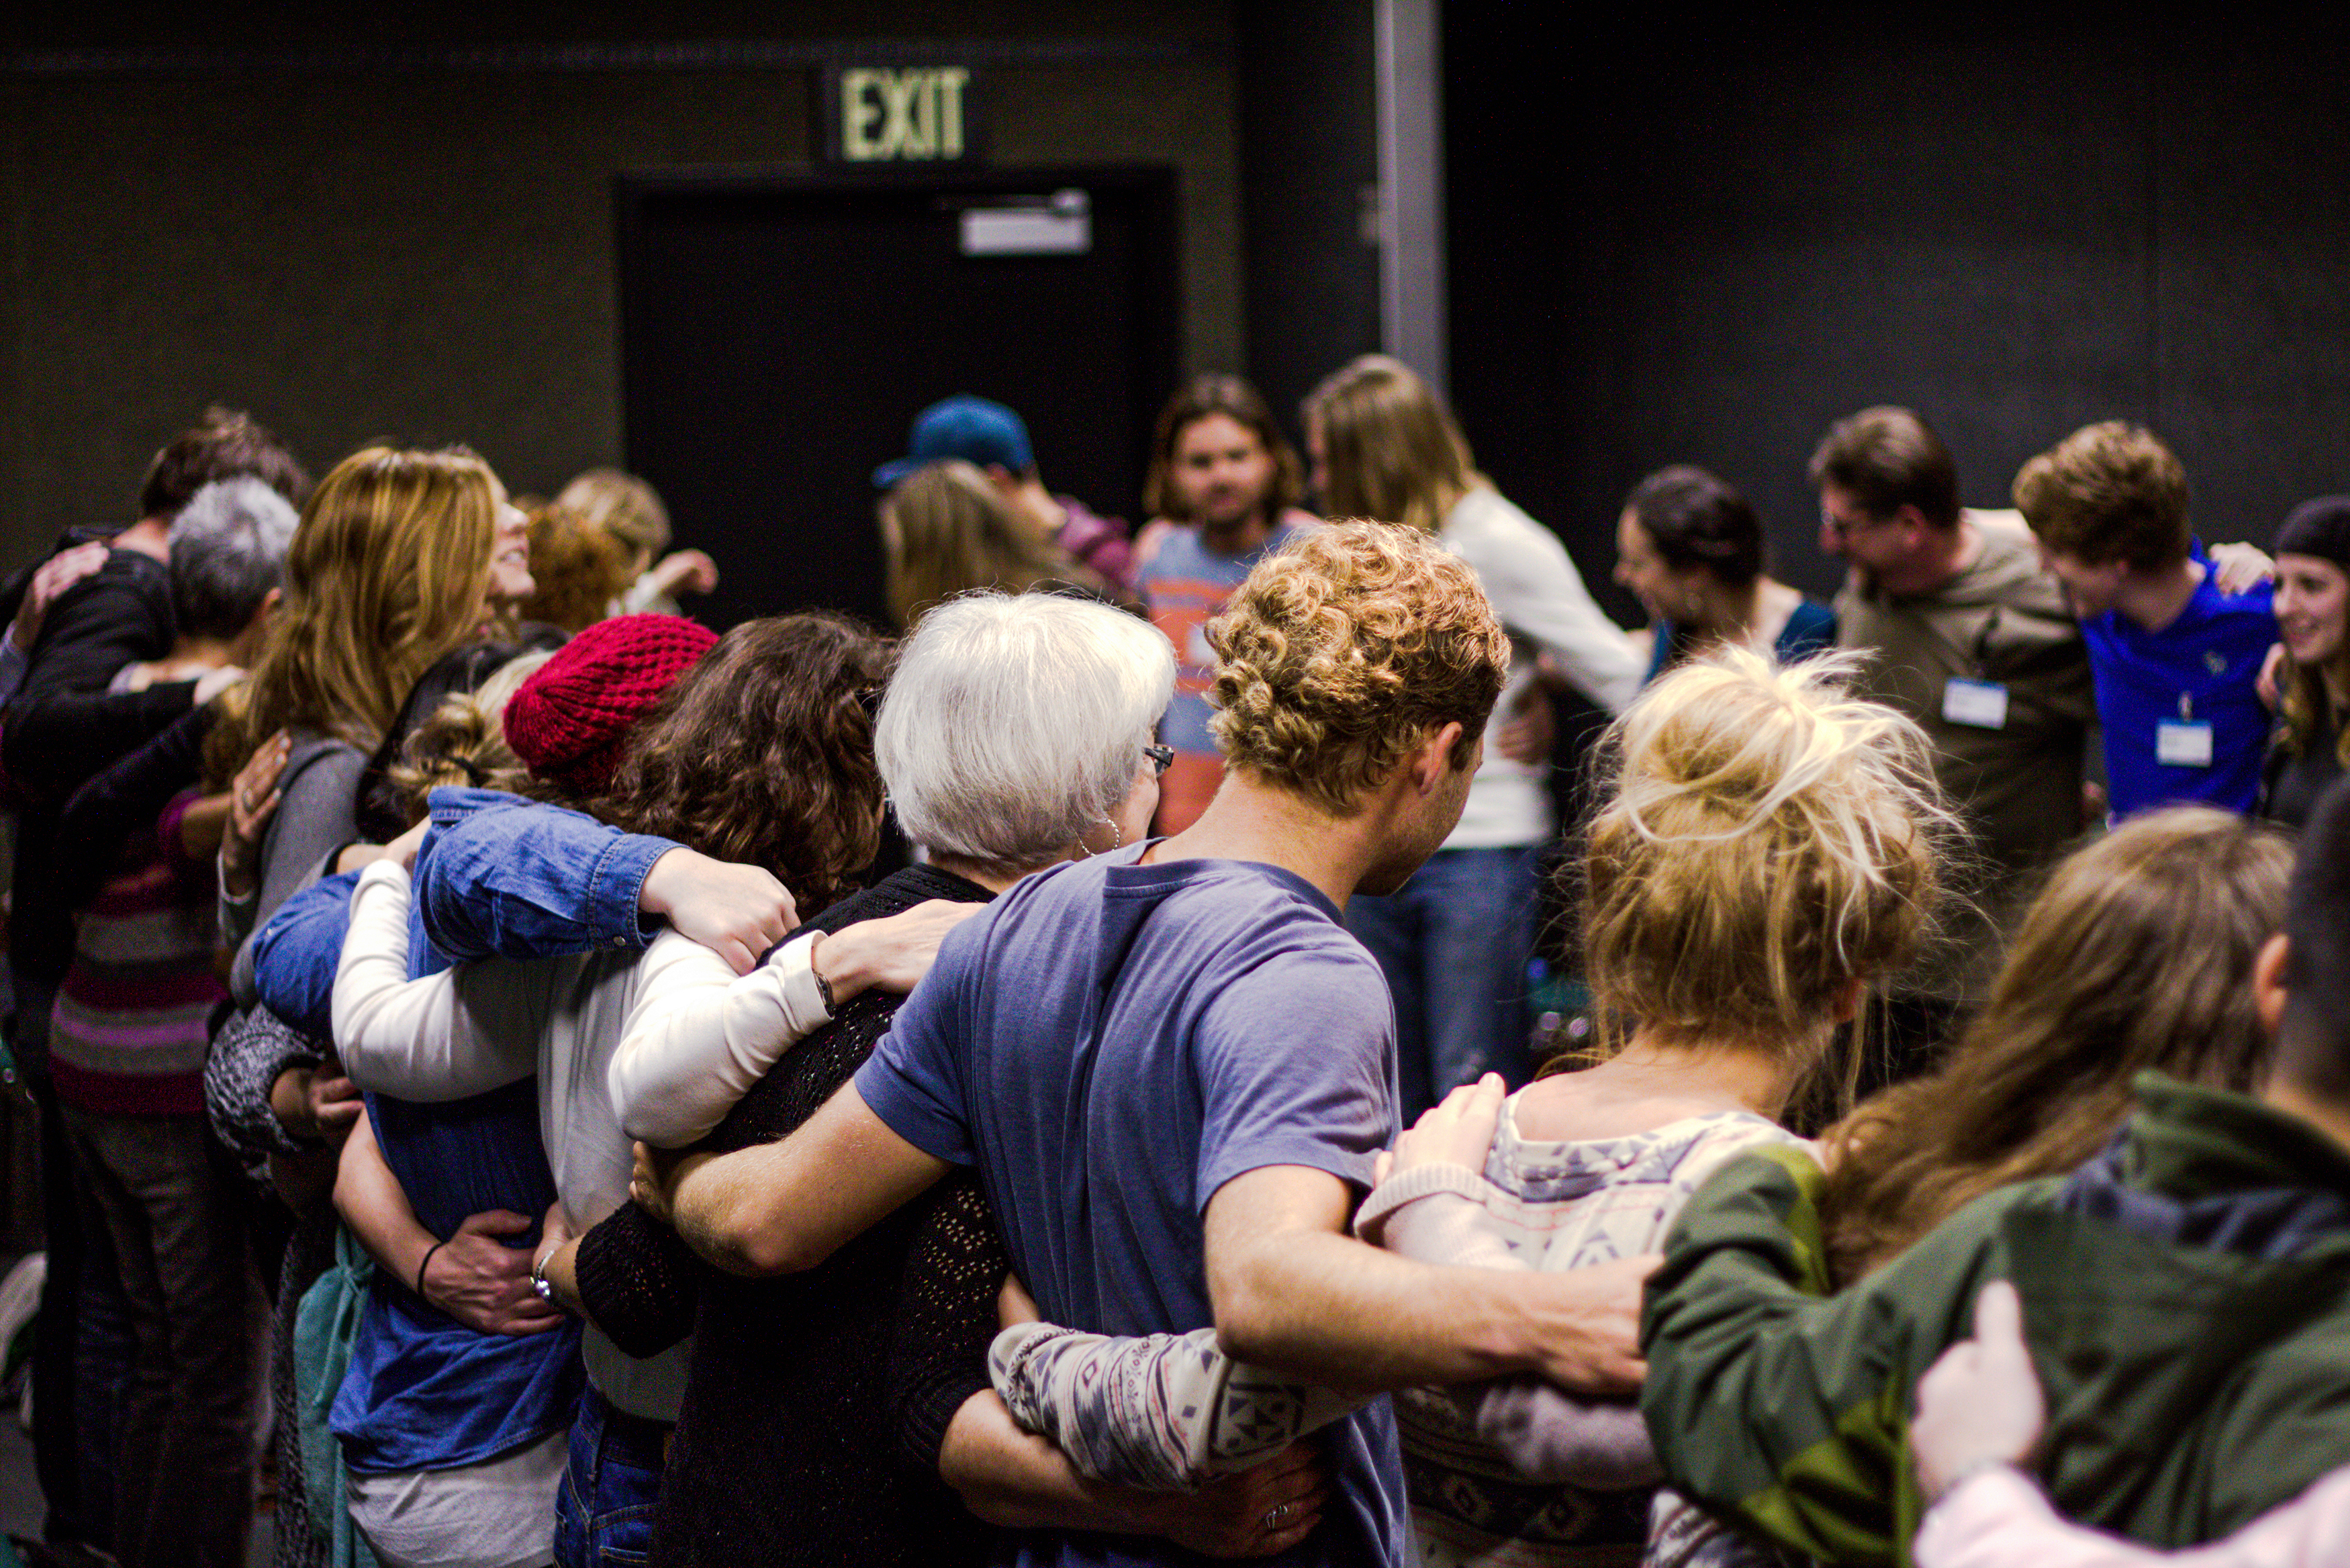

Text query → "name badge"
[1942,678,2009,730]
[2157,720,2215,768]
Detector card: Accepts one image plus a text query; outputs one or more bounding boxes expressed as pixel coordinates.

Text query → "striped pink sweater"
[49,788,224,1116]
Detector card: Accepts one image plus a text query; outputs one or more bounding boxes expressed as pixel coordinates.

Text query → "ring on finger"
[1262,1503,1291,1531]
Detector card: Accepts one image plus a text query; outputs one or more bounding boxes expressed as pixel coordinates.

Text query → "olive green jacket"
[1639,1074,2350,1567]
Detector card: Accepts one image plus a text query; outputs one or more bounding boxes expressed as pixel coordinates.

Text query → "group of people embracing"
[18,403,2350,1568]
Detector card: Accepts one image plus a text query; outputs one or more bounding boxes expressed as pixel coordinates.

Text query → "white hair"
[167,476,299,638]
[878,590,1175,869]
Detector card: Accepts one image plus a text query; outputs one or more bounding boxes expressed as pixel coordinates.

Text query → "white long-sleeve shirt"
[1916,1466,2350,1568]
[331,861,834,1418]
[1437,487,1645,848]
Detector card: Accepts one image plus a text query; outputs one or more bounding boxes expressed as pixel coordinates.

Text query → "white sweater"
[332,862,835,1419]
[1437,487,1645,848]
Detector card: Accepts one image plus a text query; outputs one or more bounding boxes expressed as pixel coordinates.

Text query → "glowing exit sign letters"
[823,66,979,163]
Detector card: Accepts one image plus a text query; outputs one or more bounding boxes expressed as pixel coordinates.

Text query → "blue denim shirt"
[412,786,675,963]
[250,787,675,1475]
[249,787,676,1039]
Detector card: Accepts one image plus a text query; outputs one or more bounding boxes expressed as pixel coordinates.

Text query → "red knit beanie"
[503,614,717,793]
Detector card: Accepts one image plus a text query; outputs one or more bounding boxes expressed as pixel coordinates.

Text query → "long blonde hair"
[1303,354,1481,534]
[557,468,671,562]
[207,445,498,784]
[1821,808,2290,1283]
[2279,649,2350,767]
[880,459,1100,630]
[1577,648,1951,1108]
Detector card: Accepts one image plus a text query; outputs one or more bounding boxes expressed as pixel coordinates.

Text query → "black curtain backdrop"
[1445,4,2350,619]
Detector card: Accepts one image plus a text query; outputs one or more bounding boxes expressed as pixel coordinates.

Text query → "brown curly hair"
[1206,520,1507,816]
[588,613,893,914]
[384,649,556,824]
[2012,420,2191,570]
[518,503,639,632]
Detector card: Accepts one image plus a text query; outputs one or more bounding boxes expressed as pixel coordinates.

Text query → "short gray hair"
[168,477,299,638]
[878,591,1175,869]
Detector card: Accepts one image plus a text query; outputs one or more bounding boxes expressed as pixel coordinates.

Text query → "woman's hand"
[630,1140,710,1227]
[420,1210,567,1337]
[1912,1281,2046,1500]
[269,1063,364,1145]
[382,817,430,872]
[1491,685,1555,767]
[221,730,291,898]
[811,899,985,1005]
[2210,541,2274,596]
[1124,1442,1328,1559]
[1376,1073,1507,1185]
[649,548,720,598]
[639,847,798,975]
[9,541,109,654]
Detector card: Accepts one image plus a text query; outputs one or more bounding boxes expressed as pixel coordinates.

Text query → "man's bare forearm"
[662,1081,951,1277]
[1203,1165,1651,1396]
[1215,1229,1640,1391]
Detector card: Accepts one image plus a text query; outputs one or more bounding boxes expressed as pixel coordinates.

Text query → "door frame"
[612,162,1182,486]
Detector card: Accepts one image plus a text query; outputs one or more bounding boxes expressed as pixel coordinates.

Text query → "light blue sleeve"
[413,787,676,963]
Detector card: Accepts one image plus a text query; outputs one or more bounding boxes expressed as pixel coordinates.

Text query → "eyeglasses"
[1820,505,1890,539]
[1144,744,1174,776]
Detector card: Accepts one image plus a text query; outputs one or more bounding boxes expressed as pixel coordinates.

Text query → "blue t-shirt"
[1642,596,1838,685]
[285,872,582,1474]
[856,846,1408,1568]
[2083,555,2277,818]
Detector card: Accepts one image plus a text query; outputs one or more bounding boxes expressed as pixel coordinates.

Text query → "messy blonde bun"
[385,649,557,825]
[1581,648,1952,1081]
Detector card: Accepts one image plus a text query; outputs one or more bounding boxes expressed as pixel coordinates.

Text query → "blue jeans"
[552,1385,665,1568]
[1345,844,1540,1119]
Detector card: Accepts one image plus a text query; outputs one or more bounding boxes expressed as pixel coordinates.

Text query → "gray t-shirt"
[857,844,1409,1568]
[1836,528,2096,999]
[225,729,367,1008]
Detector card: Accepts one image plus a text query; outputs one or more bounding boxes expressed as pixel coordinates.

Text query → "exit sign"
[821,65,981,163]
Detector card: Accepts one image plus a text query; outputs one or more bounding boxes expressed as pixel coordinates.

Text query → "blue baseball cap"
[873,395,1035,489]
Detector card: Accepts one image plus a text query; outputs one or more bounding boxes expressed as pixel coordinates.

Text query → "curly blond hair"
[1206,520,1507,815]
[384,649,556,824]
[1580,648,1953,1101]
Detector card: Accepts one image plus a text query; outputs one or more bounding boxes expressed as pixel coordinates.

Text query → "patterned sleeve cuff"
[202,1006,328,1160]
[1351,1161,1490,1244]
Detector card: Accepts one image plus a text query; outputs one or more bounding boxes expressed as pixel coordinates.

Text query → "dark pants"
[553,1385,665,1568]
[16,981,132,1551]
[59,1105,265,1568]
[1345,844,1541,1118]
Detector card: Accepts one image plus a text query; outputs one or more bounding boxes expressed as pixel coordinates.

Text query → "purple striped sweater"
[50,788,224,1116]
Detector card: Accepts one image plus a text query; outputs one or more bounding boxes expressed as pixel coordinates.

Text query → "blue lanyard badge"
[2157,693,2212,767]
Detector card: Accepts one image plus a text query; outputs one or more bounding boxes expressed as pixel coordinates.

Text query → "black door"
[616,166,1179,631]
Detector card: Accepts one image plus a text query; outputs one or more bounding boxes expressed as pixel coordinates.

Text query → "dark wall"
[0,3,1239,571]
[1445,5,2350,614]
[1237,0,1382,450]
